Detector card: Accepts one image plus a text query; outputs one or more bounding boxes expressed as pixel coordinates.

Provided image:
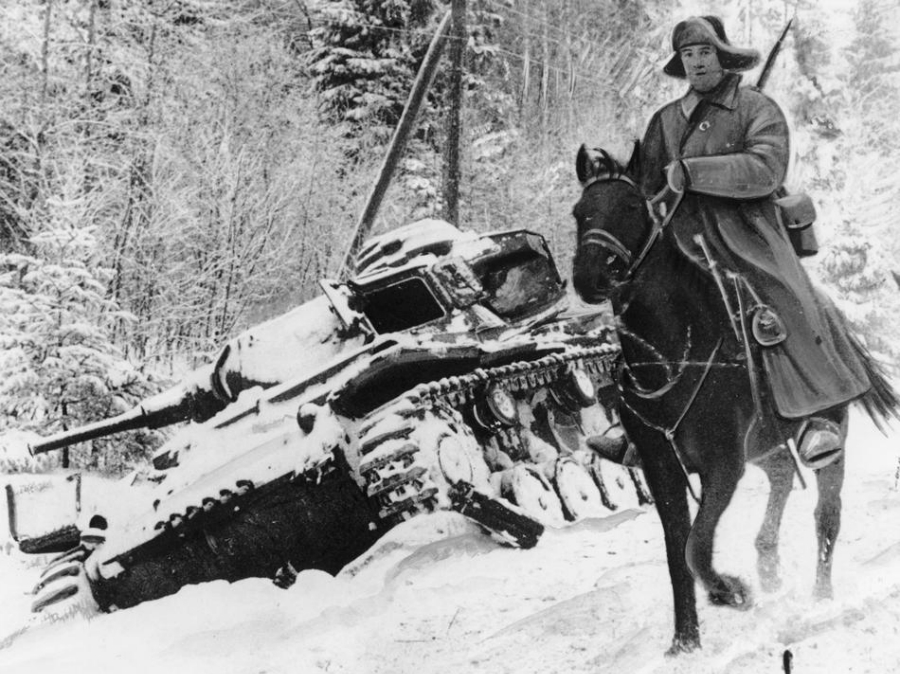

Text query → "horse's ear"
[576,144,593,184]
[576,144,604,184]
[625,139,641,178]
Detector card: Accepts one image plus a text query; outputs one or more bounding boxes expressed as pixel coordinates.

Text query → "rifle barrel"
[756,18,794,91]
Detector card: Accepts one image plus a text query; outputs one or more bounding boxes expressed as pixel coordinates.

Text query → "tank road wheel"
[590,457,652,510]
[499,465,566,526]
[540,395,652,511]
[553,457,608,520]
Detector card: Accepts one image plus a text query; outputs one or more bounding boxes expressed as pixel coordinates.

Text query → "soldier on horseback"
[572,16,899,652]
[629,15,872,463]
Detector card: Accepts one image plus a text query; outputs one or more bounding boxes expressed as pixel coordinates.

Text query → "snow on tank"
[11,219,647,619]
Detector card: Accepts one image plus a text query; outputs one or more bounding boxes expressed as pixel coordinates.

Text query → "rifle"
[754,16,820,259]
[756,18,794,90]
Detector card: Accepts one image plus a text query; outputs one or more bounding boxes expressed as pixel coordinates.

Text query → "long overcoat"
[637,73,870,418]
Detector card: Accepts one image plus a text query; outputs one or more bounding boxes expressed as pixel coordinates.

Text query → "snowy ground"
[2,409,900,674]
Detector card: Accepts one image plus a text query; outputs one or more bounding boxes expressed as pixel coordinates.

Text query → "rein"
[579,174,684,281]
[577,172,715,503]
[622,337,724,503]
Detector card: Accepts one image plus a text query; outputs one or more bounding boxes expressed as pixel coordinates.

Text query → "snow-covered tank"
[16,219,648,615]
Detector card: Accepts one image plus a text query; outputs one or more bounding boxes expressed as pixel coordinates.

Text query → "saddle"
[712,265,846,470]
[649,194,850,469]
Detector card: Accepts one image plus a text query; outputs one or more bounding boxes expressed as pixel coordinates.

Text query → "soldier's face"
[680,45,724,92]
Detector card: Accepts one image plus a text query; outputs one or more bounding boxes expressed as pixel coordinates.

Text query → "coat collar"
[680,73,742,118]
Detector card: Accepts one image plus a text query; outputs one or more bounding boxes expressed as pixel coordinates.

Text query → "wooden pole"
[338,10,452,279]
[443,0,466,226]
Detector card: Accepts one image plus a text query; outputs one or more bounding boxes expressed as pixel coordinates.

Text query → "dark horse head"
[571,144,654,307]
[571,143,720,398]
[567,143,894,655]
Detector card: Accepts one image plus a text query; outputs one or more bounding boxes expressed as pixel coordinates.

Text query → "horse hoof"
[708,574,753,610]
[666,634,701,656]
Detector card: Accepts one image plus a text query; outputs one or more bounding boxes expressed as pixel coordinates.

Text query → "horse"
[570,144,899,654]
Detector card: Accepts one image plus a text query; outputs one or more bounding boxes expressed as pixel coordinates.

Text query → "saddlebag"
[776,192,819,258]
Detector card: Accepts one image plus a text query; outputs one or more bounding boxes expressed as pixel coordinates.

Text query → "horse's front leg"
[813,453,845,599]
[628,423,700,654]
[755,450,796,592]
[686,454,751,609]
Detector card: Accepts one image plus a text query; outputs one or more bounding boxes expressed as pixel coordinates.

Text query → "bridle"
[578,172,683,282]
[578,172,703,499]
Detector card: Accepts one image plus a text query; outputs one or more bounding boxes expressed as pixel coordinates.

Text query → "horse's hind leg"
[686,458,750,609]
[755,450,796,592]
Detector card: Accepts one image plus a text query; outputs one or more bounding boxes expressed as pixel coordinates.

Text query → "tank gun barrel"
[29,366,222,456]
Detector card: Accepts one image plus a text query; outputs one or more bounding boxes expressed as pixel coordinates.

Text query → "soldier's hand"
[666,161,687,193]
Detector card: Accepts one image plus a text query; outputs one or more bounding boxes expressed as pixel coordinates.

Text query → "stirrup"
[796,417,843,469]
[751,305,787,346]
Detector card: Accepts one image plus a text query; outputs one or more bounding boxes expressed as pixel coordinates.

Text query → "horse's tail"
[850,332,900,430]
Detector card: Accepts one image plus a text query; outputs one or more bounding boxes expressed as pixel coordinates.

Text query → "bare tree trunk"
[540,0,550,132]
[60,401,69,469]
[85,0,97,95]
[83,0,98,191]
[519,4,531,114]
[444,0,466,226]
[40,0,53,111]
[338,11,452,277]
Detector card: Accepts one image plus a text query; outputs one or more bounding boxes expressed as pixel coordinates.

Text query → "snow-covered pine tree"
[307,0,439,147]
[0,227,162,473]
[844,0,900,148]
[809,0,900,359]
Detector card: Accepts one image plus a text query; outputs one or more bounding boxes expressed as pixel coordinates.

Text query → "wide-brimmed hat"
[663,16,760,78]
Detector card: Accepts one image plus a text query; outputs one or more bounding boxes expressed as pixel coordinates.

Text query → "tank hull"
[21,222,647,615]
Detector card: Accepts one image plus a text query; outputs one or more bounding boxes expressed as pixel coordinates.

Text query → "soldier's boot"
[587,434,641,468]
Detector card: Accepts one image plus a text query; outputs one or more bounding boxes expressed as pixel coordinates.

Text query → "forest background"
[0,0,898,472]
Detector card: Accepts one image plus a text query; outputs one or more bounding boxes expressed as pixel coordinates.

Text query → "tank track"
[353,344,651,536]
[30,344,651,615]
